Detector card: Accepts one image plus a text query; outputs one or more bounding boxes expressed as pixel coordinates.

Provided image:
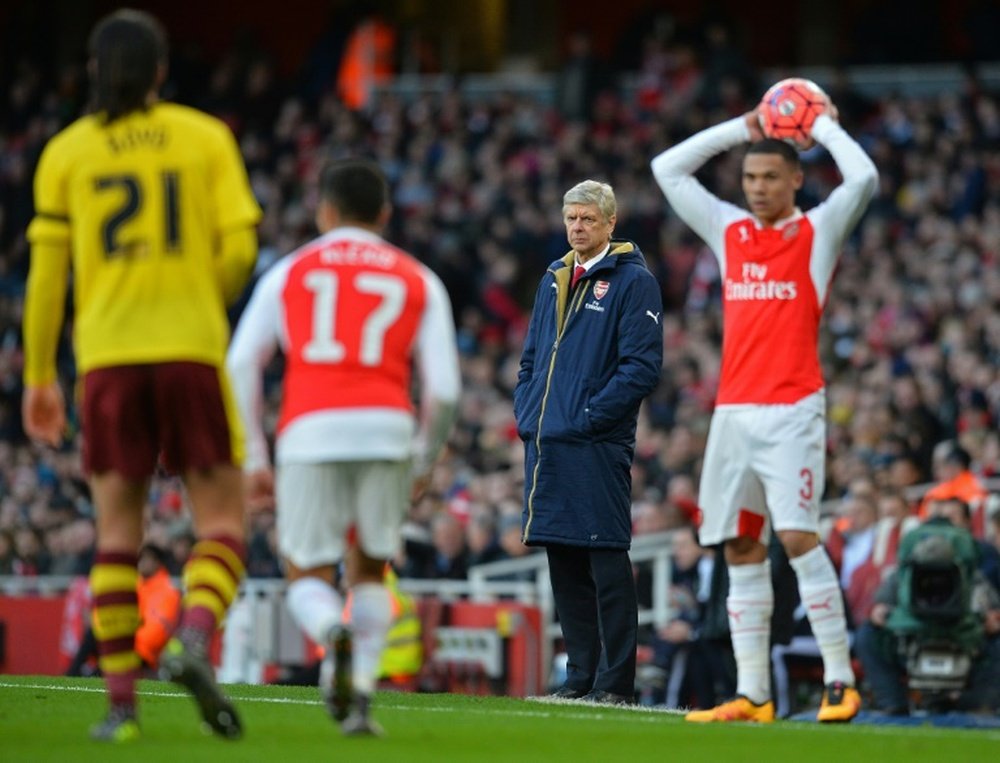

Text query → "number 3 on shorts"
[798,467,814,510]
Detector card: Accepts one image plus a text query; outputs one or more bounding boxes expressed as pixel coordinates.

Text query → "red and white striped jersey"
[228,226,460,470]
[651,114,877,405]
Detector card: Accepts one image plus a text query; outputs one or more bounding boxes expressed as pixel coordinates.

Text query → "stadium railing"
[0,531,676,693]
[464,529,677,688]
[220,530,679,692]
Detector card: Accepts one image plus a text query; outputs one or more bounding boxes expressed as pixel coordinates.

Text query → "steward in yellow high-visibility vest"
[343,566,422,683]
[379,567,423,683]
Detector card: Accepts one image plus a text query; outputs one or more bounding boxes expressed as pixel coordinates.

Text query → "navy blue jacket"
[513,240,663,549]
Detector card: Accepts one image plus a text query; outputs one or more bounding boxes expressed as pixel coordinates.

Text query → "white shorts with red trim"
[697,390,826,547]
[275,459,411,568]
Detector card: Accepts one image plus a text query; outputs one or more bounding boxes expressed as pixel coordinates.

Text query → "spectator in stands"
[396,492,437,577]
[878,488,916,526]
[931,498,1000,594]
[48,516,96,576]
[834,488,917,633]
[466,511,505,568]
[133,543,182,671]
[888,373,944,469]
[428,511,471,580]
[336,8,397,111]
[638,525,715,707]
[166,526,197,577]
[245,513,282,579]
[12,525,49,575]
[885,453,925,494]
[920,440,990,538]
[0,528,16,574]
[827,492,878,593]
[493,510,540,579]
[837,479,915,617]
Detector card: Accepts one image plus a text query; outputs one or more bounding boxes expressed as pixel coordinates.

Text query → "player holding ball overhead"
[650,80,878,723]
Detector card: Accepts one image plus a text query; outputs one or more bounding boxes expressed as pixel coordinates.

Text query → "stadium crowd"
[1,15,999,671]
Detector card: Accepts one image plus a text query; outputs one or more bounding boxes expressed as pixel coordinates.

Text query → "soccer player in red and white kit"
[651,102,877,722]
[227,159,460,735]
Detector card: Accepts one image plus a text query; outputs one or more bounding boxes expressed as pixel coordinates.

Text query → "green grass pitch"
[1,675,997,762]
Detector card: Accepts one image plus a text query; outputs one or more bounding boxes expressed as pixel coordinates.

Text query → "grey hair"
[563,180,616,221]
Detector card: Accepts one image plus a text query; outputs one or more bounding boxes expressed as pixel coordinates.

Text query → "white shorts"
[697,391,825,546]
[275,460,411,569]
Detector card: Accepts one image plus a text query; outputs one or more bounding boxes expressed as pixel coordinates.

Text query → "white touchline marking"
[3,681,1000,739]
[0,681,314,705]
[0,680,679,722]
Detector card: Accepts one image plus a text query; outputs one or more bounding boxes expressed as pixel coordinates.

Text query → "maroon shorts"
[81,362,239,480]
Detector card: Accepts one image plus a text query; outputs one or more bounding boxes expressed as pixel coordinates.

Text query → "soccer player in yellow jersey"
[22,9,260,742]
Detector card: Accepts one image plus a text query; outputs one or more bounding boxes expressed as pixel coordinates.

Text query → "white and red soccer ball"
[758,78,831,149]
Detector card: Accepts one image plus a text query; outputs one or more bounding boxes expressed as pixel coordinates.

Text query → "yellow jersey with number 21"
[26,102,261,377]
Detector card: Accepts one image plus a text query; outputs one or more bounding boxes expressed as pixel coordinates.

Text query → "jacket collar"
[552,239,637,276]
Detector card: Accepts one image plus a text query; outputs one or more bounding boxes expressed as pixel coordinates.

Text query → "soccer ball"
[757,78,830,148]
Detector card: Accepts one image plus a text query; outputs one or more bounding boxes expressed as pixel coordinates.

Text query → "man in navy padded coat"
[514,179,663,704]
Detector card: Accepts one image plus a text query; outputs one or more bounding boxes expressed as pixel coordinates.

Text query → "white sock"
[286,577,344,645]
[349,583,393,696]
[789,545,854,686]
[728,560,774,705]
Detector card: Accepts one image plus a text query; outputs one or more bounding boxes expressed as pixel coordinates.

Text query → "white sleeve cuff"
[810,113,839,143]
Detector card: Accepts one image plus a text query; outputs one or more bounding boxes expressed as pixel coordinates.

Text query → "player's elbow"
[650,153,688,201]
[854,156,879,195]
[844,163,878,207]
[650,152,678,184]
[862,164,879,199]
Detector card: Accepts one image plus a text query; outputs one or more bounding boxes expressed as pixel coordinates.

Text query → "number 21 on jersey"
[302,269,406,367]
[94,171,180,258]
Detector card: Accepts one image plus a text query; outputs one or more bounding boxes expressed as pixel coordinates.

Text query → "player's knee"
[776,529,819,558]
[724,535,766,564]
[351,548,388,584]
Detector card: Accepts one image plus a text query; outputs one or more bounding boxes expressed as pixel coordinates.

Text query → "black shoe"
[582,689,635,706]
[159,637,242,740]
[340,694,384,737]
[319,625,354,722]
[549,685,589,700]
[89,704,140,743]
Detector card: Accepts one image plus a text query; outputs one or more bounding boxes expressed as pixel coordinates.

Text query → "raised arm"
[650,117,751,260]
[807,114,879,301]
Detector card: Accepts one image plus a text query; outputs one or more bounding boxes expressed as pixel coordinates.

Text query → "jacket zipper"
[523,281,589,542]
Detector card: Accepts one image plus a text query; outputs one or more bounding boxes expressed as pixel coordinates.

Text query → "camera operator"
[854,499,1000,715]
